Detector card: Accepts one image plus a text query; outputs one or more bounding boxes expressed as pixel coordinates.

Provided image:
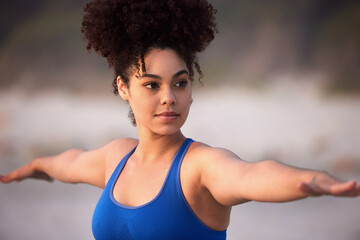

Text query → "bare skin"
[1,48,359,232]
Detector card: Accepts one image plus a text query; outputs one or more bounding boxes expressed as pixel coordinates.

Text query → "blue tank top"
[92,138,226,240]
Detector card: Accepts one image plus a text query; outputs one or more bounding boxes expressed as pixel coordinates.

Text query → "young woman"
[1,0,359,239]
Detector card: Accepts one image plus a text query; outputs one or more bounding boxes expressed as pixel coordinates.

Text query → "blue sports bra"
[92,138,227,240]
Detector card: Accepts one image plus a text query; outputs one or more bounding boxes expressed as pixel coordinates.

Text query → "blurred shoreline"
[1,80,360,239]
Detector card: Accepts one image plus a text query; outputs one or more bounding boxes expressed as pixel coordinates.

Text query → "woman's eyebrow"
[140,73,161,79]
[172,70,189,79]
[140,70,189,80]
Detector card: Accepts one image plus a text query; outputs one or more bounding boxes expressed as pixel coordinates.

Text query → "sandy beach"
[1,81,360,239]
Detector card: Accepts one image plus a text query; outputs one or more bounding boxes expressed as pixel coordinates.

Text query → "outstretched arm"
[0,148,105,188]
[198,146,360,206]
[236,159,360,201]
[0,139,130,188]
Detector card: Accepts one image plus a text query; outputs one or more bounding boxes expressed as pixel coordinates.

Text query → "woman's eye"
[174,80,188,88]
[144,82,159,89]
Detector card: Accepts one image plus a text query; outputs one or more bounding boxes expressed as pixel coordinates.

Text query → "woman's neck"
[134,130,186,164]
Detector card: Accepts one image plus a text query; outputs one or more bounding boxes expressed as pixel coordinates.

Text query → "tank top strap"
[106,145,137,189]
[165,138,194,187]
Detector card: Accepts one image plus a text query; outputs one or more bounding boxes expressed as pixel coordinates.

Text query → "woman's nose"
[160,87,176,105]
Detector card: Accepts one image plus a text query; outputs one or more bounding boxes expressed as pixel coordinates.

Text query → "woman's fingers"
[0,163,53,183]
[340,181,360,197]
[11,166,32,182]
[0,171,22,183]
[0,173,19,183]
[298,180,360,197]
[0,173,14,183]
[0,175,10,183]
[327,180,355,196]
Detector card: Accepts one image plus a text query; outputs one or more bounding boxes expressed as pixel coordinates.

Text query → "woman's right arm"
[0,139,134,188]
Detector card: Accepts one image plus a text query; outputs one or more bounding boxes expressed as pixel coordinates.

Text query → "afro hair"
[81,0,217,94]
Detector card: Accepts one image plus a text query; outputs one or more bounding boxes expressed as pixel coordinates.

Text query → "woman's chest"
[112,159,172,207]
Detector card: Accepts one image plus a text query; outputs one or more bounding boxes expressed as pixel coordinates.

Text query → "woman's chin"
[137,118,186,136]
[153,127,183,136]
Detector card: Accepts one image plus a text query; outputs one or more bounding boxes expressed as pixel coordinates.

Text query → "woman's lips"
[155,111,179,121]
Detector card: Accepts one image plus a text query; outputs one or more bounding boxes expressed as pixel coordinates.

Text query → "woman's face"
[118,48,192,136]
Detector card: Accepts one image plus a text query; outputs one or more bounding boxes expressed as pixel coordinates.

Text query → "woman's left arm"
[198,147,360,206]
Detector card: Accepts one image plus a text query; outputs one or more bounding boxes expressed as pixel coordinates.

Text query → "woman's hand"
[0,161,53,184]
[298,175,360,197]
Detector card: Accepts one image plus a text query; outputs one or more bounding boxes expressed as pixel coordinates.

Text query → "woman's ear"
[117,76,129,101]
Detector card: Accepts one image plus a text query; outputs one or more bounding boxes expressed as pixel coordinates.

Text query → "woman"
[1,0,359,239]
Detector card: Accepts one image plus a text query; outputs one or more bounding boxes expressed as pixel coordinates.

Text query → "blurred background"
[1,0,360,239]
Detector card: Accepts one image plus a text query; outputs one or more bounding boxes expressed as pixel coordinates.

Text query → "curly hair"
[81,0,217,95]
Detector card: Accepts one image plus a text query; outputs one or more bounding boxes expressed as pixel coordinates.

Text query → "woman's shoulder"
[188,140,241,162]
[103,138,138,178]
[105,138,138,152]
[184,141,245,179]
[183,140,247,194]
